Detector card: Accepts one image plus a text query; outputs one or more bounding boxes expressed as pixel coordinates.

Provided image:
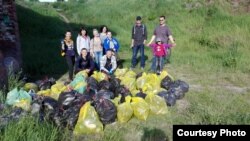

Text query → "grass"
[1,0,250,140]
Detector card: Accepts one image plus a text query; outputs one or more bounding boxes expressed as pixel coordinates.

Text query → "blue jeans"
[156,56,163,72]
[131,44,145,68]
[151,55,164,72]
[94,51,103,70]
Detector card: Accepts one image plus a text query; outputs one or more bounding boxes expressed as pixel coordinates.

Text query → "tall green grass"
[0,115,71,141]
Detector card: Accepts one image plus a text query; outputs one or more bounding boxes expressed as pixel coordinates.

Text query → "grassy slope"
[1,0,250,141]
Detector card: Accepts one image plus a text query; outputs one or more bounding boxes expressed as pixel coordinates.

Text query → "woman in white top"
[76,27,90,55]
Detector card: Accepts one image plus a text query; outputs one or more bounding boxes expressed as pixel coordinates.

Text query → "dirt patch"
[176,99,190,114]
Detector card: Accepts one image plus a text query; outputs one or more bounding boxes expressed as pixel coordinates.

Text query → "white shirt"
[76,35,90,55]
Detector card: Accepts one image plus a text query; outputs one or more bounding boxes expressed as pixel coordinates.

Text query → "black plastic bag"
[94,99,117,125]
[83,87,97,99]
[58,91,77,110]
[0,108,26,129]
[40,97,58,121]
[53,104,81,130]
[176,80,189,93]
[157,91,176,106]
[168,80,189,100]
[136,91,147,99]
[168,81,186,100]
[30,95,44,115]
[161,76,173,90]
[86,77,99,91]
[109,77,121,93]
[53,92,91,129]
[58,91,91,110]
[115,85,132,103]
[36,77,56,90]
[99,80,112,91]
[136,72,143,79]
[96,89,114,100]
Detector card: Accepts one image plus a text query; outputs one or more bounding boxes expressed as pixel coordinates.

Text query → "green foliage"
[222,42,240,68]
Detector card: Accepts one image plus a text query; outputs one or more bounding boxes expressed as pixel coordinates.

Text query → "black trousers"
[65,55,75,80]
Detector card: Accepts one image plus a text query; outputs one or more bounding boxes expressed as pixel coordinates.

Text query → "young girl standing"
[149,38,174,74]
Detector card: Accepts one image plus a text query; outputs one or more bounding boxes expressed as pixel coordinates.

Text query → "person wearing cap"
[130,16,147,70]
[148,38,175,74]
[100,49,117,75]
[147,15,176,71]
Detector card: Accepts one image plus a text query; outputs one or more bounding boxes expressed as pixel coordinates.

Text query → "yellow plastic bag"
[145,93,168,115]
[145,88,166,95]
[37,89,51,97]
[75,70,88,78]
[124,70,136,78]
[14,99,31,111]
[159,70,168,80]
[131,97,149,121]
[117,96,133,123]
[91,71,106,82]
[74,102,103,135]
[131,89,140,97]
[114,68,128,78]
[136,73,147,90]
[146,73,161,89]
[111,95,121,107]
[23,83,39,92]
[50,82,67,100]
[120,77,136,91]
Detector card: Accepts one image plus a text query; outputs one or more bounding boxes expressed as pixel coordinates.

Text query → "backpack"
[133,24,145,35]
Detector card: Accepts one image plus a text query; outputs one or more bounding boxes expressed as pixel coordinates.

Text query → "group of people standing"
[131,15,176,72]
[61,26,119,81]
[61,15,176,81]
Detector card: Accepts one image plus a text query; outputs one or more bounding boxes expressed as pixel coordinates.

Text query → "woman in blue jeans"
[90,29,103,70]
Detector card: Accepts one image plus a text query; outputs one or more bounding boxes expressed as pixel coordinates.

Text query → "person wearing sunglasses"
[147,15,176,71]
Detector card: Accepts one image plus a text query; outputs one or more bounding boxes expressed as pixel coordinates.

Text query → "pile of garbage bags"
[1,68,189,135]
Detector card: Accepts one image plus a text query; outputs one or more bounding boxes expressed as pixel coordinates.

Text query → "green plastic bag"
[70,75,86,94]
[117,96,133,123]
[145,93,168,115]
[74,102,103,135]
[6,88,32,111]
[6,88,19,105]
[131,97,149,121]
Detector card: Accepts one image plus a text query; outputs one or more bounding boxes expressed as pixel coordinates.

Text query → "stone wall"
[0,0,21,91]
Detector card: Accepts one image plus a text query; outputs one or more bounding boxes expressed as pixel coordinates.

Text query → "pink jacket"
[149,43,173,56]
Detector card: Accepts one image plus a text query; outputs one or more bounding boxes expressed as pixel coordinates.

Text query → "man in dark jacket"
[75,48,95,76]
[130,16,147,70]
